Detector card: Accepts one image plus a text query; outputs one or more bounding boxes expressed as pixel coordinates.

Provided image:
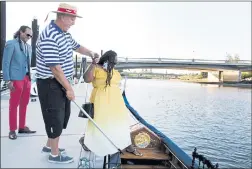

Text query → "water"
[123,79,251,168]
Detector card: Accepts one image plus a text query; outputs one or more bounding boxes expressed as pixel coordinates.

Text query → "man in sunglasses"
[2,25,36,140]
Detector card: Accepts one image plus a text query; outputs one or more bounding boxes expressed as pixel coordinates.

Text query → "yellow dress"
[84,66,132,157]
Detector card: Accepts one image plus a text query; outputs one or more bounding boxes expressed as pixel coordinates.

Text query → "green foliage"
[241,72,252,79]
[179,74,203,80]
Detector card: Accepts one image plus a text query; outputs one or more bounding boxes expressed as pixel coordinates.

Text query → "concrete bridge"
[84,57,252,71]
[82,57,251,82]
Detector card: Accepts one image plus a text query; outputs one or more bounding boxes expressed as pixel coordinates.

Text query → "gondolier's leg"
[37,78,73,163]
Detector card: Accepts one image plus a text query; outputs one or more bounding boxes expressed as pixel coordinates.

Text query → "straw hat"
[44,3,82,22]
[52,3,82,18]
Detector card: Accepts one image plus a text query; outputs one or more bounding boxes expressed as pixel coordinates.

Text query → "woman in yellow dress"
[80,50,142,157]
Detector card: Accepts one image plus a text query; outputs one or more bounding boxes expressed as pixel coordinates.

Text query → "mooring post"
[31,18,39,67]
[75,54,78,78]
[0,1,6,71]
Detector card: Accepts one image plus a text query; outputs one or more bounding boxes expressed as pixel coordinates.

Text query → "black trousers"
[37,78,71,139]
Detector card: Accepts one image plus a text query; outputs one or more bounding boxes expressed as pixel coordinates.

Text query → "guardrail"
[0,72,8,92]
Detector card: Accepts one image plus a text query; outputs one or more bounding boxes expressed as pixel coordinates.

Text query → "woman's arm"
[83,63,96,83]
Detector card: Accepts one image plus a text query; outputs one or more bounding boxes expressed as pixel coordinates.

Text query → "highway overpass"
[82,57,251,82]
[84,57,252,71]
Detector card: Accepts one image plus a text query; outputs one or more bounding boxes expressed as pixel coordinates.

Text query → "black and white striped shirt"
[36,20,80,79]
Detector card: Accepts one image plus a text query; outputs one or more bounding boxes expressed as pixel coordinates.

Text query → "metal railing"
[0,72,8,92]
[83,57,251,65]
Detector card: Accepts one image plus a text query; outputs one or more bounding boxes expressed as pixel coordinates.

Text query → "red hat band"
[57,7,77,15]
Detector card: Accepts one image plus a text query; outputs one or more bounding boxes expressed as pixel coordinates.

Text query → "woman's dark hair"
[97,50,117,88]
[13,25,31,51]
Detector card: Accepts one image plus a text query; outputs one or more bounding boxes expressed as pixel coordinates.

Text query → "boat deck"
[121,148,169,161]
[121,165,168,169]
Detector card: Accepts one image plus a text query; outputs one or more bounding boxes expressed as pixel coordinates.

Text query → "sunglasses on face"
[26,34,32,38]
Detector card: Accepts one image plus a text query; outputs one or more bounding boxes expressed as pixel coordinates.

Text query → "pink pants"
[9,75,31,131]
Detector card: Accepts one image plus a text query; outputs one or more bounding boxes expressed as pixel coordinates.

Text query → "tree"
[225,53,240,63]
[234,54,240,62]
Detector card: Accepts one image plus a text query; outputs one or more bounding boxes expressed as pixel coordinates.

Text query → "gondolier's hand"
[89,51,99,60]
[92,55,99,64]
[66,88,75,101]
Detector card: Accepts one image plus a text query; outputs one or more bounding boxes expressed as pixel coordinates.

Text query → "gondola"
[77,89,218,169]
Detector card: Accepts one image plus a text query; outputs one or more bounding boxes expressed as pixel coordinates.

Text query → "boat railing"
[162,143,189,169]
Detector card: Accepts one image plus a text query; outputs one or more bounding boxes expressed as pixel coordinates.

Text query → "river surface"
[122,79,251,168]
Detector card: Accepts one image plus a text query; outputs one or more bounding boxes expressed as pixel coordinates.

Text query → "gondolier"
[36,3,99,164]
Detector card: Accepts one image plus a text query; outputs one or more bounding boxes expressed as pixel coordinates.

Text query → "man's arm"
[75,45,94,57]
[69,36,98,58]
[40,38,72,92]
[50,65,72,91]
[2,41,14,81]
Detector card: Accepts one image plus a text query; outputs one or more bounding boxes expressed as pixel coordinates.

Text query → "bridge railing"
[115,57,251,65]
[81,56,251,64]
[78,56,251,65]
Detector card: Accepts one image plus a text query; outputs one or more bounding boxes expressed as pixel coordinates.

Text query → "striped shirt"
[36,20,80,79]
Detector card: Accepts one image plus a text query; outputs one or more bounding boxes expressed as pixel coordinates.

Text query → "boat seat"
[121,148,169,161]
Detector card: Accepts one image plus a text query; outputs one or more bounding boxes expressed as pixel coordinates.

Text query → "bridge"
[82,57,251,82]
[84,57,252,71]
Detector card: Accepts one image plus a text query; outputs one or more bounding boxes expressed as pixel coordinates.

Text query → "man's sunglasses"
[26,34,32,38]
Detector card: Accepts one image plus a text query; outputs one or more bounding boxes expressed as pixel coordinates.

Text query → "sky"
[5,2,251,73]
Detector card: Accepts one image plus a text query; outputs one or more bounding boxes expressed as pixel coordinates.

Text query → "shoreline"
[123,76,252,89]
[180,80,252,88]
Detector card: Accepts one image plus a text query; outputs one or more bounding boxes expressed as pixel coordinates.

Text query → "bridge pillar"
[222,70,241,82]
[206,71,241,82]
[219,71,223,82]
[207,71,220,82]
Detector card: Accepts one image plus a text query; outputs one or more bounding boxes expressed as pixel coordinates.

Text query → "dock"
[1,83,119,168]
